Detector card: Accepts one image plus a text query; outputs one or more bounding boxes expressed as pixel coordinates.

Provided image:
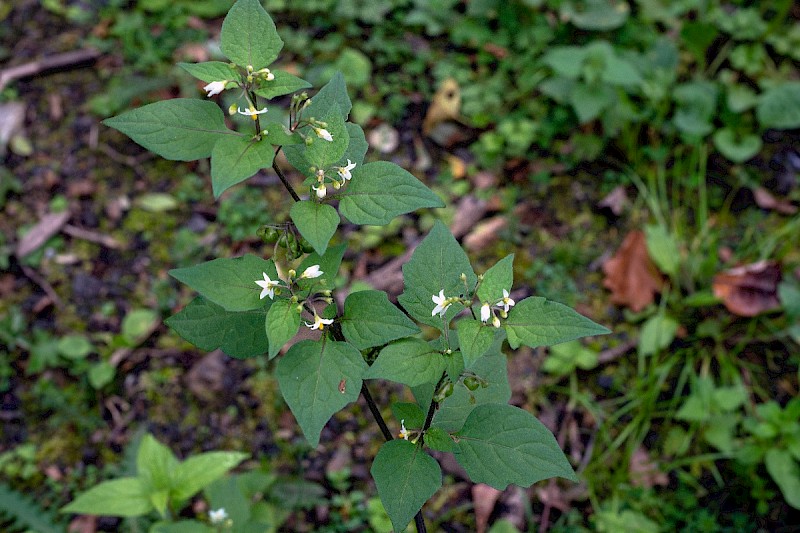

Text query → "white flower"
[237,105,268,120]
[312,126,333,142]
[305,313,334,330]
[256,67,275,81]
[255,272,279,300]
[431,289,452,317]
[498,289,515,313]
[312,183,327,199]
[398,419,410,440]
[492,315,501,328]
[480,303,491,323]
[209,508,228,524]
[300,265,323,279]
[203,80,227,97]
[336,159,356,181]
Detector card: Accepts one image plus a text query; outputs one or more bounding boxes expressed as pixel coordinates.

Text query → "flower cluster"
[431,287,515,328]
[311,159,356,199]
[254,264,323,300]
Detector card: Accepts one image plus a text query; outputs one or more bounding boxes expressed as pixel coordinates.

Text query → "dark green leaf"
[306,71,351,119]
[341,290,420,350]
[103,99,230,161]
[476,254,514,304]
[266,299,301,359]
[296,244,346,292]
[254,70,312,99]
[398,221,476,330]
[211,134,275,198]
[178,61,239,83]
[456,319,496,368]
[454,404,577,489]
[392,402,425,429]
[363,338,446,387]
[504,297,610,349]
[220,0,283,69]
[338,161,444,226]
[276,340,367,447]
[371,440,441,532]
[290,200,339,255]
[165,296,270,359]
[169,255,280,312]
[424,427,454,452]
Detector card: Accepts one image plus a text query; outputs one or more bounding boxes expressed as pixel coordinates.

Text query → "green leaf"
[306,104,349,168]
[165,296,270,359]
[151,521,215,533]
[254,70,312,99]
[341,290,420,350]
[541,47,587,79]
[61,478,151,517]
[765,449,800,510]
[371,439,441,532]
[454,404,577,489]
[712,128,762,163]
[220,0,283,70]
[295,244,346,293]
[398,220,476,330]
[456,319,496,368]
[121,309,158,345]
[137,434,178,498]
[432,350,511,432]
[561,0,629,31]
[290,200,339,255]
[337,122,369,166]
[276,340,367,447]
[504,297,610,349]
[262,121,303,146]
[364,338,446,387]
[88,362,115,389]
[543,340,599,376]
[757,82,800,130]
[57,334,92,360]
[306,71,352,119]
[338,161,444,226]
[169,255,279,312]
[103,99,230,161]
[392,402,425,429]
[211,134,275,198]
[266,298,301,359]
[672,81,718,138]
[424,427,454,452]
[644,224,680,278]
[178,61,239,83]
[638,312,678,356]
[569,83,614,124]
[171,451,248,503]
[476,254,514,304]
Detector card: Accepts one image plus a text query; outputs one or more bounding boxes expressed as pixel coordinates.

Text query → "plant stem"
[360,382,394,442]
[272,147,301,202]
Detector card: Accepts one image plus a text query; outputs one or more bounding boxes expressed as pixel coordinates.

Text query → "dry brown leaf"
[602,230,664,312]
[15,211,70,258]
[472,484,502,533]
[423,78,461,135]
[753,187,798,215]
[629,447,668,488]
[712,260,782,317]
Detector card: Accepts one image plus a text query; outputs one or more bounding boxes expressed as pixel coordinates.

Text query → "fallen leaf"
[629,447,668,488]
[423,78,461,135]
[753,187,798,215]
[597,185,629,216]
[464,216,507,252]
[602,230,664,312]
[15,211,70,258]
[472,483,502,533]
[712,260,782,317]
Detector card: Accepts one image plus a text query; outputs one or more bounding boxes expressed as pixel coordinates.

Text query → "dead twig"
[62,224,121,249]
[0,48,101,91]
[597,339,637,365]
[21,265,61,307]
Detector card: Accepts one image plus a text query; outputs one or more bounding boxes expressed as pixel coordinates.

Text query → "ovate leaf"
[638,312,678,356]
[165,296,269,359]
[254,70,312,99]
[337,122,369,167]
[398,220,476,329]
[371,440,441,533]
[453,404,578,489]
[169,255,279,312]
[290,200,339,255]
[757,82,800,130]
[364,338,446,387]
[276,340,367,447]
[304,104,349,168]
[338,161,444,226]
[476,254,514,304]
[211,135,275,198]
[456,319,496,368]
[306,71,352,119]
[266,298,301,359]
[171,451,248,503]
[178,61,239,83]
[341,290,420,350]
[61,478,151,517]
[295,244,346,292]
[765,449,800,510]
[103,99,229,161]
[220,0,283,70]
[504,297,610,349]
